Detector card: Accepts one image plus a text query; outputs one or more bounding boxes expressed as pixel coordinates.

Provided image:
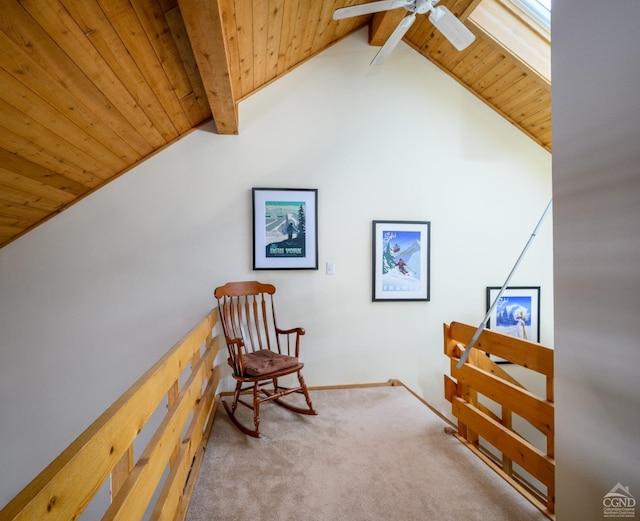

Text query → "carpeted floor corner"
[185,385,548,521]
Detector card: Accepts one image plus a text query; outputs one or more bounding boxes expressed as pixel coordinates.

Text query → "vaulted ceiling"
[0,0,550,249]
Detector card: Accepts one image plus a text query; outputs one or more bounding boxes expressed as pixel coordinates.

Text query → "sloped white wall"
[553,1,640,518]
[0,29,551,507]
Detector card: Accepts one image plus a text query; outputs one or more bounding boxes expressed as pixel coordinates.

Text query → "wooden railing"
[0,308,220,521]
[443,321,555,519]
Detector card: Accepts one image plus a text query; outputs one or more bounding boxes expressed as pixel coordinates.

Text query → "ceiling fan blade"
[333,0,412,20]
[428,6,476,51]
[370,13,416,66]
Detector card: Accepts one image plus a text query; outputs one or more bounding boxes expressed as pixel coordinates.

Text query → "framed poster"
[486,286,540,343]
[252,188,318,270]
[372,220,430,301]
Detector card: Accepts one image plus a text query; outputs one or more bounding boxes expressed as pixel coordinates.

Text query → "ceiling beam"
[178,0,238,134]
[369,10,406,46]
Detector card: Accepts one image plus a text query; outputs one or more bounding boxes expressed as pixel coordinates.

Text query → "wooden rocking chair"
[214,281,317,437]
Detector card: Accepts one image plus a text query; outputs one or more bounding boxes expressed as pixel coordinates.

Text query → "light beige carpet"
[186,384,548,521]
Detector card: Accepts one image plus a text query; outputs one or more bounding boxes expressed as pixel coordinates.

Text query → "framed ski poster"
[372,220,430,301]
[486,286,540,343]
[252,188,318,270]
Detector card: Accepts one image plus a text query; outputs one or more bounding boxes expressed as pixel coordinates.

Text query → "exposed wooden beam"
[178,0,238,134]
[369,10,405,46]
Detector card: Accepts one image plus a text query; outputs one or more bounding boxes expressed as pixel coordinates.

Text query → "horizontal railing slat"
[451,396,554,486]
[449,321,553,376]
[450,359,554,435]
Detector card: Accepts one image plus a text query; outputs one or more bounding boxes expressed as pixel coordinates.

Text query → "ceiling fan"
[333,0,476,65]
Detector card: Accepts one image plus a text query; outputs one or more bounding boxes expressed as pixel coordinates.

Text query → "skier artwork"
[494,295,532,339]
[372,221,431,301]
[486,286,540,344]
[252,188,318,270]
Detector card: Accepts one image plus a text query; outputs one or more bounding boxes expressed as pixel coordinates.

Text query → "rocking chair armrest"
[225,337,246,374]
[275,326,305,357]
[276,326,306,336]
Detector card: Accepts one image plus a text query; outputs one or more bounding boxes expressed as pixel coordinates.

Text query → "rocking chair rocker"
[214,281,317,437]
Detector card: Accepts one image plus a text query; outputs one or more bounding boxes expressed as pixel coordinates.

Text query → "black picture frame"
[486,286,541,343]
[372,220,431,301]
[252,188,318,270]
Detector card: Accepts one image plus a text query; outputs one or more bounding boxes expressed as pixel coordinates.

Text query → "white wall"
[553,1,640,519]
[0,29,552,507]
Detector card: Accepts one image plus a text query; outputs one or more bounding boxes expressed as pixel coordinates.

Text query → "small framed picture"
[372,220,431,301]
[252,188,318,270]
[486,286,540,342]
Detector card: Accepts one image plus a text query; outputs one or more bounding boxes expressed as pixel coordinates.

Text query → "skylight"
[511,0,551,32]
[468,0,551,81]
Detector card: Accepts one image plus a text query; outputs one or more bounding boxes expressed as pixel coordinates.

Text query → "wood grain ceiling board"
[0,0,550,249]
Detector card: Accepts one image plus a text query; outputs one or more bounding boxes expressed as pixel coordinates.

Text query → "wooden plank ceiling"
[0,0,550,249]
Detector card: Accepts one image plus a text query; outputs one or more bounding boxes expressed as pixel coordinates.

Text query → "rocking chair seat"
[241,349,300,377]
